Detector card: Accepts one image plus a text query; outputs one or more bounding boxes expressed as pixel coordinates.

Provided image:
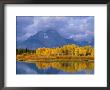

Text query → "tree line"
[36,44,94,57]
[16,48,36,54]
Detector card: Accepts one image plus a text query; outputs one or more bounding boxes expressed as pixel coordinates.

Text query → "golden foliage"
[36,44,94,57]
[16,44,94,73]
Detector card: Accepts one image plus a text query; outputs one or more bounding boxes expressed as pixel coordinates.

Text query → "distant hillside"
[17,30,94,50]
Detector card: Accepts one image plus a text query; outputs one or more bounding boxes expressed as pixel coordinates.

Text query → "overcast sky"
[16,16,94,42]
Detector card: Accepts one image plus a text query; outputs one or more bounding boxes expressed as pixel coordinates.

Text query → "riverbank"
[16,54,94,63]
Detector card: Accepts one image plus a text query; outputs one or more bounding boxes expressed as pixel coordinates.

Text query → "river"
[16,60,94,74]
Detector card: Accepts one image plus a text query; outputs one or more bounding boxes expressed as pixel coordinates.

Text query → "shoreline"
[16,54,94,63]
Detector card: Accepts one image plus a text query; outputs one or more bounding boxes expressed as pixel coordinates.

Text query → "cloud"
[16,16,94,42]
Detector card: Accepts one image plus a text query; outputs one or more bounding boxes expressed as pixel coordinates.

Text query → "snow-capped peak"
[43,33,48,39]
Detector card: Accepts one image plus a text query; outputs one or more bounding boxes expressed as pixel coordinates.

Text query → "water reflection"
[35,59,94,73]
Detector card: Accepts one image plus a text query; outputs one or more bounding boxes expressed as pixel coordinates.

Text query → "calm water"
[16,60,94,74]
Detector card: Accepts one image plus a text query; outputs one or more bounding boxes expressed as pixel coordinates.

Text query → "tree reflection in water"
[36,59,94,73]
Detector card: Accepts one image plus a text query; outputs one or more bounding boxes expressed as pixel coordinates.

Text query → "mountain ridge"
[17,30,94,50]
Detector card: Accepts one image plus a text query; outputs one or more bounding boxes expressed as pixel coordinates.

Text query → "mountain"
[17,30,94,50]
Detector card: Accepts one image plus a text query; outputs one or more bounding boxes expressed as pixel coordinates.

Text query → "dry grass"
[16,54,94,62]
